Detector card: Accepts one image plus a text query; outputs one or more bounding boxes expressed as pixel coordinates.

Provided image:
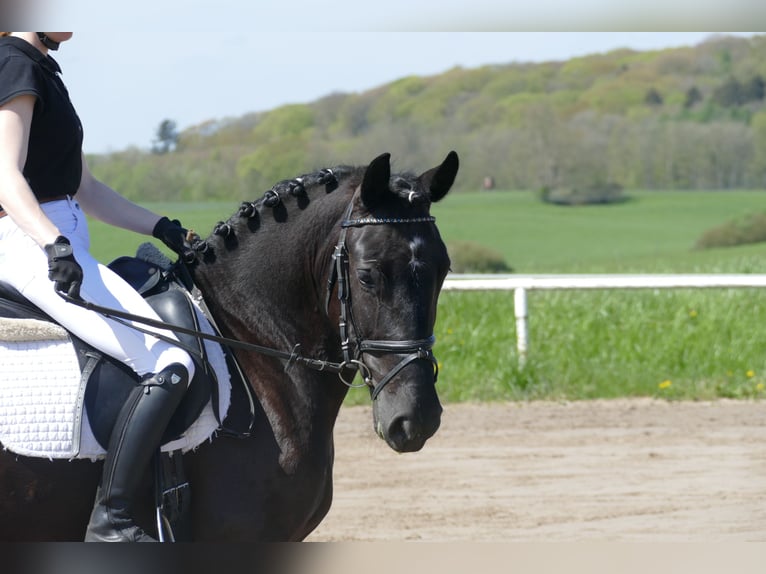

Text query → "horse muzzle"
[376,405,442,452]
[370,361,443,453]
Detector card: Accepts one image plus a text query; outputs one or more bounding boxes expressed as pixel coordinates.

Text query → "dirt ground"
[306,399,766,541]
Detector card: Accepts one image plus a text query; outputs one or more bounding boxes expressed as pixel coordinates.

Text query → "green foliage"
[236,135,311,192]
[695,211,766,249]
[446,240,513,273]
[539,183,626,206]
[497,92,544,125]
[712,74,766,107]
[713,77,748,106]
[644,87,664,106]
[750,110,766,184]
[235,106,317,191]
[386,75,429,98]
[251,104,315,140]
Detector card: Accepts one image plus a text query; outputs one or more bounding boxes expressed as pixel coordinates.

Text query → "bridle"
[58,199,441,401]
[326,202,440,400]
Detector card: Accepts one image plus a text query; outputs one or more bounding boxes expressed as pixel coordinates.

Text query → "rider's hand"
[43,235,83,299]
[152,216,194,261]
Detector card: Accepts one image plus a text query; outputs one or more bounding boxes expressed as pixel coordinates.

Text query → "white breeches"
[0,197,195,380]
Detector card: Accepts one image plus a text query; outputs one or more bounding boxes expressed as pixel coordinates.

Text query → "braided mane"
[188,165,354,258]
[188,163,432,259]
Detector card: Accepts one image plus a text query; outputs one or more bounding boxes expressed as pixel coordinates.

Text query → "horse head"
[190,151,458,456]
[338,151,459,452]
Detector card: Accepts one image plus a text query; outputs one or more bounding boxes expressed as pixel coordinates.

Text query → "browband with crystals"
[342,216,436,228]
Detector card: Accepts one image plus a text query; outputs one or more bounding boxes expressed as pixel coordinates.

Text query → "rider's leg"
[84,363,189,542]
[0,198,195,541]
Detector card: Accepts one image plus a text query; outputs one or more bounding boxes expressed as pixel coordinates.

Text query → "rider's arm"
[75,152,162,236]
[0,94,61,247]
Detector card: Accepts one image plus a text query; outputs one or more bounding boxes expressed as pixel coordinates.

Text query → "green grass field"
[86,191,766,402]
[432,190,766,273]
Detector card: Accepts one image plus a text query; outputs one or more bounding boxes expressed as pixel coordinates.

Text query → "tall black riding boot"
[84,363,189,542]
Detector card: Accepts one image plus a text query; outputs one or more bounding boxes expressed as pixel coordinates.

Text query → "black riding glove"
[43,235,83,299]
[152,216,193,261]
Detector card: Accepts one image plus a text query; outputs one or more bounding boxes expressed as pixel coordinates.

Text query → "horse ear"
[360,152,391,209]
[418,150,459,203]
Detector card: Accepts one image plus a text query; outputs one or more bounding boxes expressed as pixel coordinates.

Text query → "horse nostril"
[388,417,414,440]
[399,419,417,441]
[387,416,425,452]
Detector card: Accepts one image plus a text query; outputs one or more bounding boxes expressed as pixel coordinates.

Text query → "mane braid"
[189,165,354,260]
[255,166,345,210]
[213,221,234,237]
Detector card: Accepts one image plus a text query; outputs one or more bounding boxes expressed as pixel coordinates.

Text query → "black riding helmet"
[36,33,60,50]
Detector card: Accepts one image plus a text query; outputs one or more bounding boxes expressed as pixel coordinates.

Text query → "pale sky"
[31,1,762,153]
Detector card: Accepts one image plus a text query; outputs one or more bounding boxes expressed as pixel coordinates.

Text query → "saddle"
[0,251,237,456]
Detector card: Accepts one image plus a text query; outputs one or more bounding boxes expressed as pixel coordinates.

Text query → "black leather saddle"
[0,257,222,450]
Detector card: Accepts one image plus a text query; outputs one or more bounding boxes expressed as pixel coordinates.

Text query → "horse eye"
[357,269,375,288]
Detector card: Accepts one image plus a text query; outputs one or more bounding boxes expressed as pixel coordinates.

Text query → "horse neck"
[191,182,356,448]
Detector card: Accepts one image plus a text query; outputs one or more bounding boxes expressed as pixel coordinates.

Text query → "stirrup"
[154,449,191,542]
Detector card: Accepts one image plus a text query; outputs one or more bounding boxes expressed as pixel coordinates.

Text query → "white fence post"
[513,287,528,367]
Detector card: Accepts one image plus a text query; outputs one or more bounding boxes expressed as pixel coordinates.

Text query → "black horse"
[0,151,459,541]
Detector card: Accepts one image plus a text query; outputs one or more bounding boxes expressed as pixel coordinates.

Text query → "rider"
[0,32,194,542]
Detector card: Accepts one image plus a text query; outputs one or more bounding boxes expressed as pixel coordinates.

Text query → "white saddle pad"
[0,304,231,461]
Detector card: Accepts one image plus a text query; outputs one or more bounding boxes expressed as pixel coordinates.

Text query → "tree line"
[89,34,766,202]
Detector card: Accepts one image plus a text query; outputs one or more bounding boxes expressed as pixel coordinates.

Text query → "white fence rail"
[441,274,766,365]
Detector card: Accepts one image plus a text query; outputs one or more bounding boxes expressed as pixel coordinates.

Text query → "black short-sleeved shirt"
[0,36,83,201]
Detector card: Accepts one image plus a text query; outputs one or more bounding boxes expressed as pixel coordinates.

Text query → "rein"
[59,289,348,375]
[59,198,439,400]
